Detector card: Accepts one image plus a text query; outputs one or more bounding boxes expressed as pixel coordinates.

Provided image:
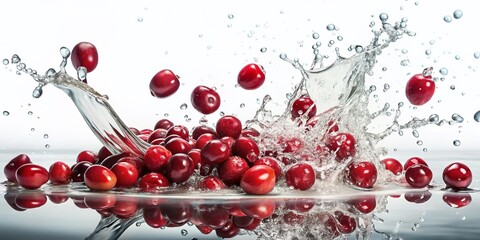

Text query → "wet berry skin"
[15,163,49,190]
[71,42,98,72]
[405,73,435,106]
[191,85,221,114]
[201,139,231,166]
[4,154,31,183]
[380,158,403,175]
[291,96,317,119]
[84,165,117,191]
[165,153,195,184]
[240,165,276,195]
[198,176,227,190]
[404,156,428,170]
[237,63,265,90]
[218,156,250,186]
[325,133,356,162]
[111,162,138,188]
[49,161,72,185]
[149,69,180,98]
[138,172,170,191]
[443,162,472,189]
[345,161,377,189]
[405,164,432,188]
[285,163,315,190]
[216,115,242,139]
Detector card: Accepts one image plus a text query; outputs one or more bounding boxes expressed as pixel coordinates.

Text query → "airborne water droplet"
[379,13,389,22]
[180,103,188,110]
[452,113,464,123]
[474,110,480,122]
[312,32,320,39]
[11,54,21,64]
[27,111,33,115]
[43,134,49,139]
[60,47,70,58]
[326,24,336,31]
[439,67,448,75]
[228,14,234,19]
[260,47,267,53]
[2,59,9,65]
[45,144,50,149]
[474,52,480,59]
[429,114,439,123]
[453,10,463,19]
[453,140,461,146]
[181,229,188,236]
[3,111,9,116]
[444,15,452,23]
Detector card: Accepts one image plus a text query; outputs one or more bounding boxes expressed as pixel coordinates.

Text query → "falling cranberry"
[15,164,49,190]
[84,165,117,191]
[237,63,266,90]
[345,161,377,189]
[232,136,260,163]
[216,115,242,139]
[71,42,98,72]
[404,156,428,170]
[49,161,72,185]
[240,165,276,195]
[149,69,180,98]
[291,96,317,119]
[380,158,403,176]
[191,85,221,114]
[165,153,195,184]
[4,154,31,183]
[405,72,435,106]
[138,172,170,191]
[111,162,138,188]
[405,164,432,188]
[325,132,356,162]
[442,162,472,189]
[201,139,231,166]
[218,156,250,186]
[285,163,315,191]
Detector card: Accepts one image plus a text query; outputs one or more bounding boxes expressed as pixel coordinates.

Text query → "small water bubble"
[412,130,419,138]
[425,49,432,55]
[439,67,448,75]
[453,140,461,146]
[461,216,466,221]
[326,24,336,31]
[312,32,320,39]
[27,111,33,115]
[45,144,50,149]
[181,229,188,236]
[328,40,335,47]
[240,103,245,108]
[164,113,169,117]
[383,83,390,92]
[279,53,288,60]
[355,45,364,53]
[429,114,439,123]
[400,59,410,66]
[2,59,9,65]
[135,222,142,227]
[184,115,191,122]
[450,85,456,90]
[423,148,428,152]
[401,49,408,54]
[60,47,70,58]
[417,140,423,146]
[379,13,389,22]
[199,117,208,125]
[3,111,9,116]
[369,21,375,27]
[43,134,49,139]
[474,52,480,59]
[452,113,464,123]
[260,47,267,53]
[443,15,452,23]
[473,110,480,122]
[455,55,461,60]
[180,103,188,110]
[31,128,35,132]
[11,54,21,64]
[453,10,463,19]
[228,14,234,19]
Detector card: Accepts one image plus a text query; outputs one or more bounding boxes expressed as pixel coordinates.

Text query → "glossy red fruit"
[349,195,376,214]
[241,128,260,138]
[144,145,172,172]
[220,136,235,148]
[84,194,117,210]
[237,63,265,90]
[240,165,275,195]
[216,220,240,238]
[100,152,133,169]
[143,207,168,228]
[15,164,49,190]
[380,158,403,176]
[325,133,356,162]
[129,127,141,135]
[283,211,305,225]
[97,146,112,162]
[166,125,189,140]
[442,192,472,208]
[71,161,93,182]
[334,211,357,234]
[279,137,303,153]
[76,150,98,164]
[216,115,242,139]
[162,201,193,224]
[110,198,138,219]
[118,156,145,173]
[192,125,217,139]
[243,218,261,230]
[165,137,193,154]
[84,165,117,191]
[197,225,214,234]
[198,176,227,190]
[138,172,170,191]
[405,164,432,188]
[240,199,276,219]
[232,136,260,163]
[345,161,377,189]
[191,85,221,114]
[443,162,472,189]
[404,191,432,204]
[291,96,317,119]
[47,193,69,204]
[219,156,250,186]
[253,157,283,182]
[154,118,174,130]
[285,199,315,212]
[15,192,48,209]
[285,163,315,190]
[201,139,231,166]
[149,69,180,98]
[165,153,194,184]
[147,128,168,143]
[111,162,138,188]
[196,204,230,229]
[405,72,435,106]
[404,156,428,170]
[4,154,32,183]
[233,216,255,228]
[49,161,72,185]
[71,42,98,72]
[195,133,217,149]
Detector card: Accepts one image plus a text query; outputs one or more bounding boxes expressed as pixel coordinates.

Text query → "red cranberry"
[49,161,72,185]
[220,136,235,148]
[345,161,377,189]
[129,127,141,135]
[149,69,180,98]
[198,176,227,190]
[334,211,357,234]
[165,153,194,184]
[442,192,472,208]
[111,162,138,188]
[5,192,27,211]
[71,42,98,72]
[84,194,117,210]
[404,190,432,204]
[285,163,315,190]
[283,211,305,225]
[196,225,213,234]
[232,136,260,163]
[166,125,189,140]
[195,133,217,149]
[163,134,181,144]
[191,85,221,114]
[164,137,193,154]
[71,161,92,182]
[192,125,217,139]
[110,198,138,219]
[16,163,49,190]
[143,207,168,228]
[348,195,376,214]
[405,164,432,188]
[443,162,472,189]
[240,199,276,219]
[76,150,98,163]
[380,158,403,175]
[144,145,172,172]
[237,63,266,90]
[15,192,47,209]
[138,172,170,191]
[118,156,145,173]
[325,132,356,162]
[147,128,168,143]
[100,152,133,169]
[253,157,283,182]
[197,204,230,229]
[4,154,32,183]
[233,216,255,228]
[140,129,153,135]
[216,115,242,139]
[97,146,112,163]
[241,127,260,137]
[285,199,315,212]
[404,156,428,170]
[240,165,275,195]
[243,218,261,230]
[47,193,69,204]
[291,96,317,119]
[219,156,250,186]
[224,202,247,217]
[154,118,174,130]
[201,139,231,166]
[84,165,117,191]
[216,220,240,238]
[162,201,193,224]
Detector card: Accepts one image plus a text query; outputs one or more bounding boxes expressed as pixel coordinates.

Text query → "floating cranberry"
[192,125,217,139]
[138,172,170,191]
[16,163,49,190]
[164,137,193,154]
[71,41,98,73]
[291,96,317,119]
[443,162,472,189]
[442,192,472,208]
[49,161,72,185]
[253,156,283,182]
[345,161,377,189]
[405,164,432,188]
[191,85,221,114]
[195,133,217,149]
[240,199,276,219]
[71,161,92,182]
[198,176,227,190]
[149,69,180,98]
[165,153,194,184]
[15,192,47,209]
[201,139,231,166]
[84,165,117,191]
[111,162,138,188]
[4,154,31,183]
[380,158,403,175]
[144,145,172,172]
[325,132,356,162]
[219,156,250,186]
[285,163,315,191]
[237,63,266,90]
[216,115,242,139]
[166,125,189,140]
[143,207,168,228]
[240,165,275,195]
[404,190,432,204]
[154,118,174,130]
[76,150,98,164]
[404,156,428,170]
[232,136,260,163]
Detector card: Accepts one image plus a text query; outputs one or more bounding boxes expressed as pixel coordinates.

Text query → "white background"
[1,0,480,156]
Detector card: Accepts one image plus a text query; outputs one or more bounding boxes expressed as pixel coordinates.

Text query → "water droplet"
[444,15,452,23]
[279,53,288,60]
[455,55,461,60]
[312,32,319,39]
[228,14,234,19]
[450,85,456,90]
[31,128,35,132]
[46,68,56,78]
[77,67,87,81]
[416,140,423,146]
[379,13,389,22]
[27,111,33,115]
[429,114,439,123]
[453,10,463,19]
[135,222,142,227]
[181,229,188,236]
[11,54,21,64]
[401,49,408,54]
[3,111,9,116]
[60,47,70,58]
[452,113,464,123]
[412,130,419,138]
[474,52,480,59]
[355,45,364,53]
[43,134,49,139]
[425,49,432,55]
[2,59,9,65]
[240,103,245,108]
[439,67,448,75]
[137,17,143,22]
[400,59,410,66]
[260,47,267,53]
[326,24,336,31]
[180,103,188,110]
[453,140,461,146]
[473,110,480,122]
[184,115,191,122]
[164,113,169,117]
[45,144,50,149]
[461,216,466,221]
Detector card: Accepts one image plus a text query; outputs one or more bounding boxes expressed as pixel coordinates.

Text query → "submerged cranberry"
[4,154,32,183]
[240,199,276,219]
[345,161,377,189]
[162,201,193,224]
[16,163,49,190]
[334,211,357,234]
[143,207,168,228]
[348,195,376,214]
[216,220,240,238]
[325,133,356,162]
[84,194,117,210]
